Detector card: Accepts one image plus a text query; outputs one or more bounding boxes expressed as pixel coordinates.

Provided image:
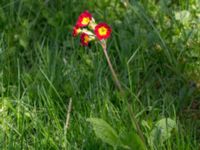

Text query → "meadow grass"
[0,0,199,149]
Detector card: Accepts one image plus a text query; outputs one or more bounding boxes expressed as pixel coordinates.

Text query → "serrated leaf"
[87,118,121,148]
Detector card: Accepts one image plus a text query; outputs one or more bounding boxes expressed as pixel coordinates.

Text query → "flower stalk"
[101,41,146,146]
[100,41,124,94]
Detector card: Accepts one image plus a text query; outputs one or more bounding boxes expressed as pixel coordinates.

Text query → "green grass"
[0,0,200,149]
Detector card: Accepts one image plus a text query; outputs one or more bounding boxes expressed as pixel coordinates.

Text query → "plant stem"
[101,42,124,94]
[127,104,146,145]
[101,42,146,147]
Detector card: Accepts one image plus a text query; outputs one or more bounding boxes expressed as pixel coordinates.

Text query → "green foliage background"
[0,0,199,149]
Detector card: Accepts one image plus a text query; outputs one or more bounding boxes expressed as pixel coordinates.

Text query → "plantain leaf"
[87,118,122,148]
[175,10,191,25]
[120,130,146,150]
[149,118,176,147]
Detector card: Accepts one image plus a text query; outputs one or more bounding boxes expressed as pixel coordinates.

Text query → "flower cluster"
[73,11,112,46]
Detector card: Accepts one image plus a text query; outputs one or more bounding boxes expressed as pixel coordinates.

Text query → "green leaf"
[149,118,176,147]
[120,130,146,150]
[87,118,121,148]
[175,10,191,25]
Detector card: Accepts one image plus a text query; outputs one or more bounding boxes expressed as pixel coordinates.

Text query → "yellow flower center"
[81,17,90,25]
[84,35,89,43]
[77,28,81,33]
[98,27,107,36]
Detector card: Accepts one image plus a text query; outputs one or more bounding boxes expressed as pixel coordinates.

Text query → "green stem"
[101,42,124,94]
[101,42,146,147]
[127,104,146,145]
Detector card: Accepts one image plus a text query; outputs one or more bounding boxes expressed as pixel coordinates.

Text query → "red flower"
[80,33,90,46]
[94,23,112,40]
[73,25,81,37]
[76,11,92,27]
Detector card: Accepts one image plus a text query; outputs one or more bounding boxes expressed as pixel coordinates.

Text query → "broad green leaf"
[120,130,146,150]
[175,10,191,25]
[149,118,176,147]
[87,118,121,148]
